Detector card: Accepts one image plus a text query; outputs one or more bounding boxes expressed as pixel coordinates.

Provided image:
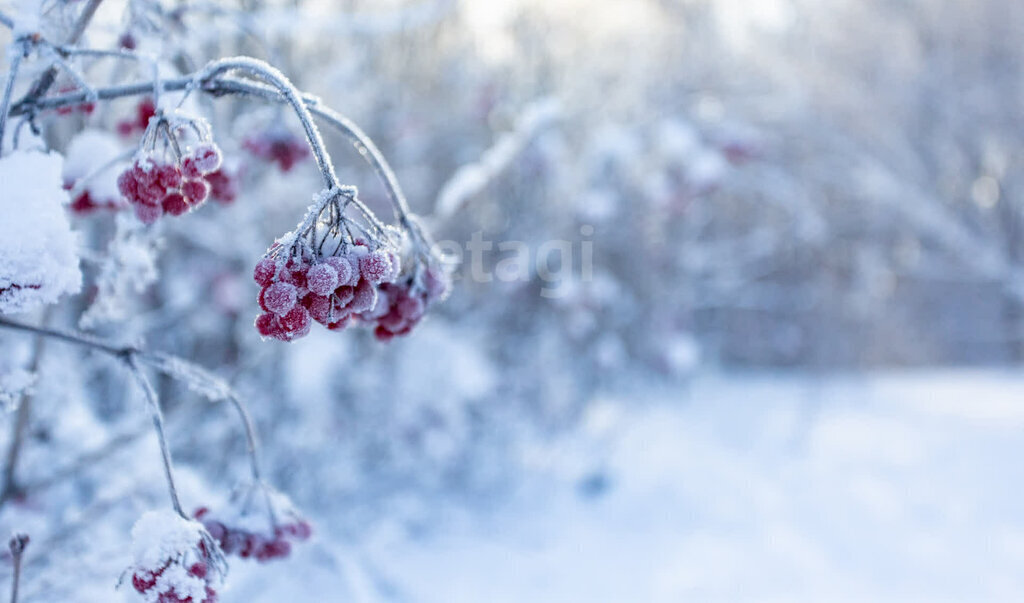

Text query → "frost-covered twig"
[7,71,413,234]
[0,44,26,156]
[197,57,340,191]
[7,533,27,603]
[0,317,271,505]
[125,355,186,518]
[19,0,104,107]
[0,318,135,358]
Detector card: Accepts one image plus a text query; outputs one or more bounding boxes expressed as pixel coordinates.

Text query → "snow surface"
[0,150,81,313]
[225,371,1024,602]
[130,510,205,570]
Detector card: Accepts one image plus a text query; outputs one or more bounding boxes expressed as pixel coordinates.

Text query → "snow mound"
[0,150,81,313]
[130,510,206,570]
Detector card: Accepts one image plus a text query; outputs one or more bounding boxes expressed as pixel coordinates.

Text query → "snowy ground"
[228,371,1024,602]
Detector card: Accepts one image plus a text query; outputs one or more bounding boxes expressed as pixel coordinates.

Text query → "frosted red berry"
[204,169,237,204]
[359,250,393,284]
[262,282,297,316]
[181,179,210,204]
[306,263,339,296]
[279,305,310,332]
[162,192,189,216]
[349,278,378,314]
[253,258,276,287]
[324,255,355,287]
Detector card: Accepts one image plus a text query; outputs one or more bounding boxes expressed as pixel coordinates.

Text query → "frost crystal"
[0,151,82,314]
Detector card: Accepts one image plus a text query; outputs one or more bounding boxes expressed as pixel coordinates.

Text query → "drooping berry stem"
[196,57,340,193]
[0,318,274,515]
[227,394,264,484]
[126,355,187,518]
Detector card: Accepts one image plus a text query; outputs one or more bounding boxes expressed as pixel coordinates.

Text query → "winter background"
[1,0,1023,601]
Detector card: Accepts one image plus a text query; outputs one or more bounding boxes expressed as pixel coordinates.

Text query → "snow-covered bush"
[0,151,81,314]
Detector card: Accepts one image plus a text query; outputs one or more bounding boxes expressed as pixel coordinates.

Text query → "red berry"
[262,282,297,316]
[69,191,97,214]
[279,305,310,332]
[137,98,156,129]
[182,179,210,204]
[158,164,183,189]
[255,312,281,338]
[135,158,160,186]
[327,315,351,331]
[190,144,223,174]
[117,169,138,199]
[398,294,425,321]
[334,285,355,308]
[374,325,397,341]
[205,169,237,204]
[188,562,208,579]
[162,192,189,216]
[253,258,276,287]
[349,278,377,314]
[306,263,339,296]
[359,250,393,284]
[324,255,356,287]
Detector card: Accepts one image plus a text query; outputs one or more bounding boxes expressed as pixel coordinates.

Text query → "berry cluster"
[253,241,401,342]
[131,560,217,603]
[127,512,224,603]
[194,507,312,563]
[370,262,450,341]
[117,139,223,224]
[243,129,310,172]
[117,98,157,137]
[204,168,238,205]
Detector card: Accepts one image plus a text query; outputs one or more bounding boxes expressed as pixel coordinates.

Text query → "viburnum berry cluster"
[127,511,226,603]
[242,127,310,172]
[193,486,312,563]
[116,111,225,224]
[252,186,450,342]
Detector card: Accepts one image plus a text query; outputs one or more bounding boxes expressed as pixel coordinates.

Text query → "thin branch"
[0,46,25,156]
[197,57,340,192]
[0,310,51,507]
[0,318,134,358]
[8,71,413,232]
[227,395,263,483]
[20,0,104,105]
[0,318,269,510]
[125,355,185,518]
[7,533,27,603]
